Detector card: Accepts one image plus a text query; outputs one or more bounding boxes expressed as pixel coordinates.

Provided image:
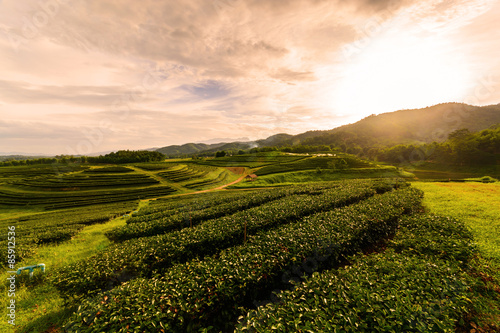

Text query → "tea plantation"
[49,180,482,332]
[1,157,496,332]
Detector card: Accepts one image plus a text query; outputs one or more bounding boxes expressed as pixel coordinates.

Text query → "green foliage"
[0,157,77,167]
[390,215,475,263]
[0,163,177,210]
[157,164,211,182]
[0,150,164,167]
[200,153,306,168]
[0,201,135,265]
[87,150,165,164]
[235,214,476,332]
[0,164,88,182]
[215,150,227,157]
[377,125,499,167]
[413,182,500,263]
[14,171,159,190]
[129,190,256,219]
[236,252,471,332]
[133,163,176,171]
[254,155,369,176]
[281,145,332,153]
[83,166,134,173]
[233,167,408,188]
[63,187,423,332]
[183,170,228,189]
[0,185,175,209]
[107,186,303,241]
[53,181,383,296]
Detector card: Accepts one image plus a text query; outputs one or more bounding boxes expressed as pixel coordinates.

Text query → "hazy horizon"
[1,0,500,155]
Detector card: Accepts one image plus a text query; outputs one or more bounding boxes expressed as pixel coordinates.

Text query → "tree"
[448,128,471,142]
[215,151,227,158]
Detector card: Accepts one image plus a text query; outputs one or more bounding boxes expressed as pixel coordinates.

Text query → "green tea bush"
[0,185,175,209]
[235,214,476,332]
[390,215,476,263]
[236,251,471,333]
[54,180,381,296]
[107,182,351,241]
[63,188,422,332]
[0,201,136,266]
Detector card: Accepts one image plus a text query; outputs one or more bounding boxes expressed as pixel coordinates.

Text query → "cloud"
[271,68,316,83]
[0,80,133,106]
[179,80,232,100]
[0,0,499,154]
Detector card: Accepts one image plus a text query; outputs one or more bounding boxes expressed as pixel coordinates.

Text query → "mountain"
[0,154,53,162]
[156,141,256,157]
[272,103,500,147]
[197,137,251,144]
[155,103,500,157]
[328,103,500,144]
[256,133,294,146]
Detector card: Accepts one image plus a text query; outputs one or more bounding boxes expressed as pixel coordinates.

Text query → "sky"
[1,0,499,155]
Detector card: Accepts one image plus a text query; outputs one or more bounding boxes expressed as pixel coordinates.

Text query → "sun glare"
[331,34,471,117]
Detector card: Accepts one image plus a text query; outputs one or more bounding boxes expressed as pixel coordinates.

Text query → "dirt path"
[138,167,249,202]
[184,172,247,194]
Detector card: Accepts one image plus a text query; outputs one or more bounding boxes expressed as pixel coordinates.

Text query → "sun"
[330,34,471,117]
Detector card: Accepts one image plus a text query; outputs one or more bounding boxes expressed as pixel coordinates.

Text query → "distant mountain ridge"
[329,103,500,144]
[156,142,255,157]
[155,103,500,157]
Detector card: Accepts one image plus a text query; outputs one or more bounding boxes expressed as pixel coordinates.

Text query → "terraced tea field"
[0,162,241,211]
[52,180,483,332]
[0,158,496,332]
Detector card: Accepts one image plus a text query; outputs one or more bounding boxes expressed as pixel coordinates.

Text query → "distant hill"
[0,155,53,162]
[156,141,255,157]
[328,103,500,144]
[155,103,500,157]
[256,133,294,146]
[262,103,500,148]
[156,143,223,157]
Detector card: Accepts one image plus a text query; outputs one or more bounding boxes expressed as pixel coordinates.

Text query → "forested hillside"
[155,103,500,158]
[377,125,499,166]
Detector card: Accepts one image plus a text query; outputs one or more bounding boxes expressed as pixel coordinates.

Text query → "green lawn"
[413,182,500,260]
[413,181,500,329]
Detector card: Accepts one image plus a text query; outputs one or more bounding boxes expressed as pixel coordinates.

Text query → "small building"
[245,174,258,181]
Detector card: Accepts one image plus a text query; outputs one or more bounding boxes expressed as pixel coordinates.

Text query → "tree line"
[211,125,499,167]
[0,150,165,167]
[375,126,499,166]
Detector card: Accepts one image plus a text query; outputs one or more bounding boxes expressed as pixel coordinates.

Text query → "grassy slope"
[230,167,413,188]
[413,182,500,328]
[412,182,500,259]
[0,214,132,332]
[409,163,499,180]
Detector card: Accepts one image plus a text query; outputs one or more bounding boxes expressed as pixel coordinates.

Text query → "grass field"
[413,182,500,260]
[413,181,500,328]
[409,162,499,180]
